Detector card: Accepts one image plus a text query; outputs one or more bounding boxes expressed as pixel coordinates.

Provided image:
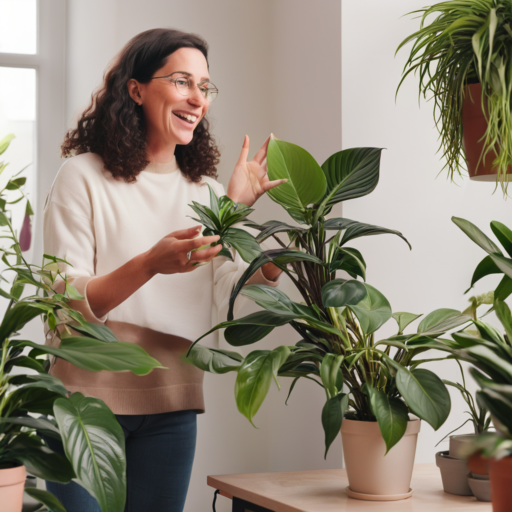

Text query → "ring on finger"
[187,251,192,261]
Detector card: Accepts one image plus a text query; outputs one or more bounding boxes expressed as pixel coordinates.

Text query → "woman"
[43,28,285,512]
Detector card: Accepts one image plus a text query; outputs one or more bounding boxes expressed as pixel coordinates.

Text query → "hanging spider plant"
[396,0,512,192]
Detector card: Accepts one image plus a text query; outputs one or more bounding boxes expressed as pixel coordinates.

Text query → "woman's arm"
[86,226,221,319]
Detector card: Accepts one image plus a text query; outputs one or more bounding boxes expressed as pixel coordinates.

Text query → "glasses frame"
[150,72,218,102]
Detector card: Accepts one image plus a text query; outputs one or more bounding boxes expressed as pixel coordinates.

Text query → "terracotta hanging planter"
[488,456,512,512]
[341,419,420,501]
[462,83,512,182]
[0,465,26,512]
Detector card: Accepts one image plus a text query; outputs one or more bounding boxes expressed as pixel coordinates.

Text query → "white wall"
[61,2,341,511]
[342,0,510,464]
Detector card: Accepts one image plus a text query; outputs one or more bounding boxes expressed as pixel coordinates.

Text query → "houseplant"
[396,0,512,190]
[0,134,163,512]
[436,355,492,498]
[185,137,465,499]
[438,216,512,509]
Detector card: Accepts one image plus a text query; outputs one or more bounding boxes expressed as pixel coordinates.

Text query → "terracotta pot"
[0,465,26,512]
[468,452,490,476]
[341,419,420,499]
[489,457,512,512]
[462,83,512,182]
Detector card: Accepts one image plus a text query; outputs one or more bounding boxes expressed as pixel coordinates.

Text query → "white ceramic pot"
[0,465,26,512]
[341,419,420,498]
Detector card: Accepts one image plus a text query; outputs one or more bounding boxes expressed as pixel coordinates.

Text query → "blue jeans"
[45,409,197,512]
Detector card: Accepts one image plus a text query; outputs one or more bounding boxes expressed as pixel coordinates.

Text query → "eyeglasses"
[150,72,218,103]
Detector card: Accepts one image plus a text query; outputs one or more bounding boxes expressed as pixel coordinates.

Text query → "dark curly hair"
[61,28,220,183]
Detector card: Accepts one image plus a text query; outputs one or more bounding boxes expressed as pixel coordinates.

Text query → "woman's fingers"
[190,243,223,262]
[179,234,220,253]
[252,136,270,165]
[261,178,288,193]
[236,135,250,165]
[169,225,202,240]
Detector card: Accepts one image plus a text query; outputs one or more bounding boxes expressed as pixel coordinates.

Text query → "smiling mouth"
[173,112,198,124]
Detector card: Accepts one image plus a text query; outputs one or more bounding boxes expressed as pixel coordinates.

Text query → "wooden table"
[208,463,492,512]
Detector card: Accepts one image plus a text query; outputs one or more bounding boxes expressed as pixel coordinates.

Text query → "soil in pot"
[489,456,512,512]
[0,465,26,512]
[341,418,420,500]
[462,83,512,182]
[435,451,472,496]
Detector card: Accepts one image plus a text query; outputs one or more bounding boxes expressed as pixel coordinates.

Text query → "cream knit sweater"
[43,152,278,415]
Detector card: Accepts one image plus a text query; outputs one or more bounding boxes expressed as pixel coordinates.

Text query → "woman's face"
[130,47,211,149]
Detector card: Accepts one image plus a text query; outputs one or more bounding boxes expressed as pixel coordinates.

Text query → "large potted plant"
[0,135,162,512]
[185,137,465,500]
[396,0,512,190]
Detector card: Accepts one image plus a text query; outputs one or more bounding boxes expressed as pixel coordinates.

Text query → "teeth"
[175,112,197,123]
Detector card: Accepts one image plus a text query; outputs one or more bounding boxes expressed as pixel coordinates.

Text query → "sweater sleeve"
[207,180,281,315]
[43,163,107,325]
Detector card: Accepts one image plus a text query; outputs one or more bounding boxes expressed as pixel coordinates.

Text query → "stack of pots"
[436,434,490,502]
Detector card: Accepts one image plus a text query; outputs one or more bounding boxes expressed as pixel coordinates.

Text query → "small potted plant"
[185,137,467,500]
[436,354,491,499]
[0,135,162,512]
[396,0,512,191]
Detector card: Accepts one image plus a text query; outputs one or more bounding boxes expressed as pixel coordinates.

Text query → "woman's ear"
[127,78,143,106]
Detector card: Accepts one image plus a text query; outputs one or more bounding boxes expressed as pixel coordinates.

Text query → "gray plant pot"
[468,473,491,502]
[449,434,478,459]
[435,451,473,496]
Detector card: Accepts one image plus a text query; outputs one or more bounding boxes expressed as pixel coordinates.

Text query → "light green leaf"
[0,134,15,155]
[348,283,392,335]
[417,308,469,336]
[266,138,326,212]
[452,217,502,255]
[235,347,290,426]
[392,312,422,334]
[54,393,127,512]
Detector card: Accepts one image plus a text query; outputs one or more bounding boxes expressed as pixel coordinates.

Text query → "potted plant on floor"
[0,134,163,512]
[396,0,512,190]
[435,352,491,499]
[185,137,468,500]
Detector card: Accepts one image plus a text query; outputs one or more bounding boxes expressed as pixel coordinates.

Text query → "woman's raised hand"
[226,135,287,208]
[145,226,222,276]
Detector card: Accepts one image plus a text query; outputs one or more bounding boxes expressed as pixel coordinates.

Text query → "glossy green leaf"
[235,347,290,426]
[418,309,465,334]
[393,366,450,430]
[490,253,512,280]
[367,386,409,453]
[496,276,512,301]
[24,488,66,512]
[54,393,127,512]
[495,299,512,345]
[321,148,382,206]
[184,345,242,374]
[7,387,64,416]
[227,249,322,321]
[321,393,348,459]
[5,355,45,373]
[491,221,512,257]
[340,221,411,250]
[329,247,367,280]
[244,220,307,243]
[67,322,118,343]
[6,434,74,483]
[14,338,163,375]
[0,415,60,438]
[392,312,422,334]
[222,227,261,263]
[467,255,502,292]
[348,283,392,335]
[452,217,502,255]
[266,138,326,212]
[321,279,367,308]
[466,344,512,382]
[0,302,44,341]
[9,373,68,396]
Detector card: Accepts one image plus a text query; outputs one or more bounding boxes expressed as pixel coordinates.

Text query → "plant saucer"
[345,487,413,501]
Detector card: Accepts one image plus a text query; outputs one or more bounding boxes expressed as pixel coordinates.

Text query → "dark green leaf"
[0,416,60,438]
[67,322,118,343]
[467,255,502,292]
[222,227,261,263]
[24,488,66,512]
[348,283,392,335]
[491,221,512,257]
[321,279,367,308]
[452,217,502,255]
[496,275,512,301]
[321,393,348,459]
[184,345,242,374]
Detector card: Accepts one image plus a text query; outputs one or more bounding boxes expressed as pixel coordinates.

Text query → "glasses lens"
[174,78,191,96]
[203,84,218,102]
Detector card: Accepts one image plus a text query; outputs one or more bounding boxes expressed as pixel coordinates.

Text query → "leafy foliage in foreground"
[187,137,460,457]
[0,134,162,512]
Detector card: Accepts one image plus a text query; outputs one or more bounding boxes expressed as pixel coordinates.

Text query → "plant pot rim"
[341,418,420,435]
[0,464,26,487]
